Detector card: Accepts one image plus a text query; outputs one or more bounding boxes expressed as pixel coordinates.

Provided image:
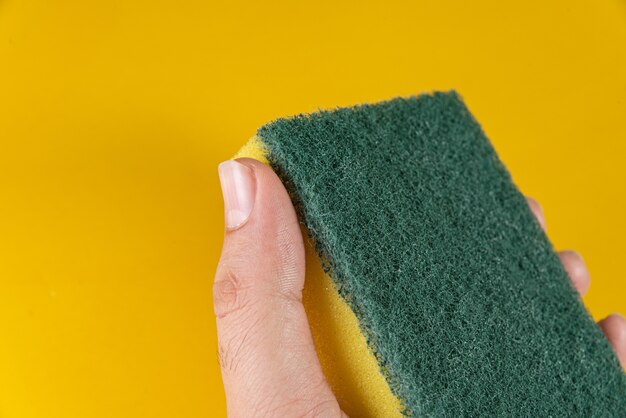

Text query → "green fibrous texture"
[257,92,626,417]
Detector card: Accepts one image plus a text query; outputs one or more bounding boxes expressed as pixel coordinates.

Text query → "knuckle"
[213,268,252,319]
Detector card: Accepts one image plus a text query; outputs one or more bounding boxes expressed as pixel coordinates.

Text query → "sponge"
[235,92,626,417]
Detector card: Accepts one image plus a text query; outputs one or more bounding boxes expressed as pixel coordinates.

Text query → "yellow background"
[0,1,625,417]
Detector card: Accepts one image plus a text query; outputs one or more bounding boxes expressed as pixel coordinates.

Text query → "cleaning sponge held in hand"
[235,92,626,417]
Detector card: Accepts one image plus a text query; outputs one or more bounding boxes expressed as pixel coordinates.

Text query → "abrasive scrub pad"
[235,92,626,417]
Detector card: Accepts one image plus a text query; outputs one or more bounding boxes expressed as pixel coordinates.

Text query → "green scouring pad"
[238,91,626,416]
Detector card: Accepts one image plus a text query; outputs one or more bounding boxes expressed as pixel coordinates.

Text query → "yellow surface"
[235,138,404,417]
[0,1,625,417]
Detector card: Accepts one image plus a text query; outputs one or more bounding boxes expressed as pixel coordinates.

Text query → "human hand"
[214,158,626,417]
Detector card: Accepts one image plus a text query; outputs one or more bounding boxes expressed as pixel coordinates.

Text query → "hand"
[214,158,626,418]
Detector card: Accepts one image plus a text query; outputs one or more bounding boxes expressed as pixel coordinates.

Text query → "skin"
[215,159,626,418]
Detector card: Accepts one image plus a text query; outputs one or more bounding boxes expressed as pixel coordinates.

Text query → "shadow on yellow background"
[0,1,625,416]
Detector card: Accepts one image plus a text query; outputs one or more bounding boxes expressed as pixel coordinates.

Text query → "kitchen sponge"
[236,92,626,417]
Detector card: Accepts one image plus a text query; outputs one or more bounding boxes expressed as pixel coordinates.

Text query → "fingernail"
[218,160,255,230]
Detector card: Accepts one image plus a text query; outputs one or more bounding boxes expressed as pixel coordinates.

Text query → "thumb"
[214,158,342,418]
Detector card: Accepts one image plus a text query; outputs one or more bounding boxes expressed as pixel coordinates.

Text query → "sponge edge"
[235,137,405,418]
[241,92,626,416]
